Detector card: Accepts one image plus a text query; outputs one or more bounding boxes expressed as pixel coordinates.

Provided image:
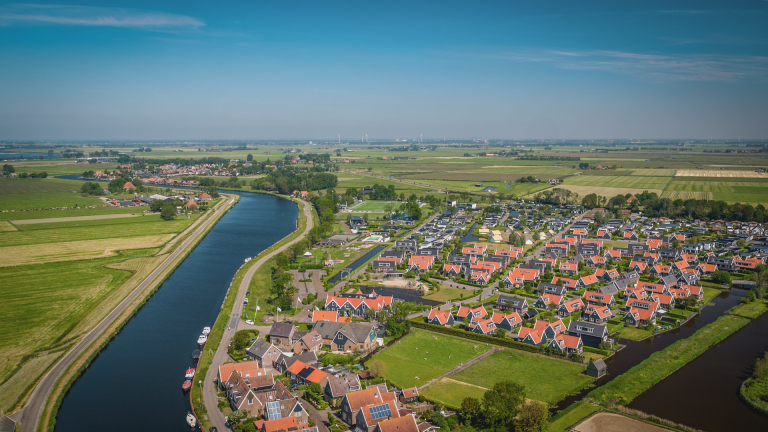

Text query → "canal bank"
[48,192,299,432]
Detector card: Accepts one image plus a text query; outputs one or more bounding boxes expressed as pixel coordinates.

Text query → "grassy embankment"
[589,314,749,405]
[546,401,600,432]
[37,194,236,432]
[192,196,313,430]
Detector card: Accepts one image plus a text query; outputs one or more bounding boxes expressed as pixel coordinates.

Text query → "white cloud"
[452,47,768,82]
[0,3,204,29]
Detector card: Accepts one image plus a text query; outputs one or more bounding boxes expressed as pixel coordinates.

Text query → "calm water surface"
[53,192,298,432]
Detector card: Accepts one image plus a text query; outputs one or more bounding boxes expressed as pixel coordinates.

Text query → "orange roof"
[580,274,598,285]
[262,416,302,432]
[218,361,267,383]
[551,276,577,288]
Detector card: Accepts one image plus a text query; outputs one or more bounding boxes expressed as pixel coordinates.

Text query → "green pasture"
[0,178,106,211]
[368,330,491,389]
[353,201,400,212]
[0,214,197,247]
[421,378,486,409]
[1,206,143,221]
[451,350,593,404]
[666,179,768,203]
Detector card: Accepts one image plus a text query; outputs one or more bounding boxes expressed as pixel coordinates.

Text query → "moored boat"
[185,368,195,379]
[244,257,251,263]
[182,379,192,392]
[197,334,207,345]
[191,349,201,360]
[202,326,211,335]
[186,411,196,428]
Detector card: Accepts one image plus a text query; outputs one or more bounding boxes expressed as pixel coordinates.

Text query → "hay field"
[563,175,671,189]
[676,169,768,178]
[630,169,677,176]
[0,234,174,267]
[536,185,663,199]
[660,191,713,200]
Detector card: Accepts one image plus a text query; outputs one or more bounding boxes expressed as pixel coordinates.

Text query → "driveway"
[299,397,330,432]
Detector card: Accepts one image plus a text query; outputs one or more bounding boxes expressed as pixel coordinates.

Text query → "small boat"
[185,368,195,379]
[191,349,201,360]
[182,379,192,392]
[197,334,207,345]
[186,411,196,428]
[202,327,211,335]
[244,257,251,263]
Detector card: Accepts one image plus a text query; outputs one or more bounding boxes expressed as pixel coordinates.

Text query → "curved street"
[201,200,313,431]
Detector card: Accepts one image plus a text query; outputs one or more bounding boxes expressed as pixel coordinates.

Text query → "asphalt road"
[201,201,314,431]
[19,195,235,432]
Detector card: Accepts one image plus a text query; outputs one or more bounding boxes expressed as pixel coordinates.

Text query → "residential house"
[558,298,585,317]
[339,384,397,427]
[496,295,529,314]
[490,312,523,331]
[427,309,455,326]
[567,321,609,348]
[246,340,282,368]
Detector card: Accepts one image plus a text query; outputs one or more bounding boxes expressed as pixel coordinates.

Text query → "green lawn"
[421,378,486,409]
[589,315,749,405]
[369,330,491,389]
[614,325,654,341]
[703,287,722,303]
[353,201,400,212]
[729,300,768,319]
[547,401,600,432]
[424,286,471,302]
[451,350,593,404]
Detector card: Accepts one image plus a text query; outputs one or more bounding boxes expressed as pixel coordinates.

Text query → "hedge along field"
[562,175,672,190]
[451,350,593,405]
[367,330,491,389]
[589,315,749,405]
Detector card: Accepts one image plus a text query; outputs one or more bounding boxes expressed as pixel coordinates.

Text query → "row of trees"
[252,170,337,194]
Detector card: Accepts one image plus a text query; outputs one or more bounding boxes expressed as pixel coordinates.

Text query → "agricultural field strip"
[11,213,143,225]
[562,175,671,189]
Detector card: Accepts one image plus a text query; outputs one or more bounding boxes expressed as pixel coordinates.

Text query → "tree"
[516,400,550,432]
[482,380,526,431]
[150,199,165,212]
[461,397,481,425]
[368,360,386,378]
[80,182,103,196]
[246,153,253,162]
[160,203,176,220]
[2,164,14,174]
[737,238,747,248]
[712,270,732,285]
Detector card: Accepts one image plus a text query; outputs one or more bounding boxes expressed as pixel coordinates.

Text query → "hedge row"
[583,346,611,356]
[409,320,540,353]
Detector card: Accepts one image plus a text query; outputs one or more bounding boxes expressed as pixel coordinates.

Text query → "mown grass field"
[666,179,768,203]
[0,214,196,247]
[0,178,105,211]
[589,315,749,405]
[562,175,671,189]
[368,330,491,389]
[424,286,468,302]
[353,201,399,212]
[547,401,600,432]
[1,206,142,221]
[451,350,593,404]
[540,185,664,199]
[728,300,768,319]
[421,378,486,409]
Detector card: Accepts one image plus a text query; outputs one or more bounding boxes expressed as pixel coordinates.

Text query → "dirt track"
[575,413,669,432]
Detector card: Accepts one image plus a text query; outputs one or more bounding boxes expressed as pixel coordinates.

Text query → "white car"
[245,320,254,325]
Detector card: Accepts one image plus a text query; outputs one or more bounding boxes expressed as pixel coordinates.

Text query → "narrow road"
[202,200,314,431]
[19,195,236,432]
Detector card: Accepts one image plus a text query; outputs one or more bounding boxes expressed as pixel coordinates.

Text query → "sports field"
[450,350,593,404]
[368,330,491,389]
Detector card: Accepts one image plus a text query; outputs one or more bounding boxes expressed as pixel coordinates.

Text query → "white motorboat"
[202,326,211,335]
[186,411,196,428]
[245,257,251,263]
[197,334,207,345]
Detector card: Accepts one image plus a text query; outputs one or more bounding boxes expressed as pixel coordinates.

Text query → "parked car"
[245,320,254,325]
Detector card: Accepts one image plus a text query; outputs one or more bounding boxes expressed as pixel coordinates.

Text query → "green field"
[451,350,593,404]
[0,215,196,247]
[728,300,768,319]
[562,175,671,190]
[547,401,600,432]
[666,179,768,203]
[424,286,469,302]
[589,315,749,405]
[421,378,486,409]
[0,178,106,211]
[368,330,491,389]
[352,201,400,212]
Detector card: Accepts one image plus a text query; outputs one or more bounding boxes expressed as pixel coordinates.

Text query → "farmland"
[0,178,106,211]
[368,330,491,389]
[562,175,671,190]
[538,185,664,199]
[451,350,593,404]
[665,179,768,203]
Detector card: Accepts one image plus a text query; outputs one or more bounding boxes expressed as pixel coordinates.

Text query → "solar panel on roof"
[267,401,282,419]
[369,403,392,420]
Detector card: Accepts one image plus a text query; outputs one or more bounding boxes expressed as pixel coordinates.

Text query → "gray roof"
[589,358,607,370]
[269,322,296,339]
[597,284,619,296]
[567,320,608,337]
[313,321,347,340]
[247,340,274,358]
[338,323,374,344]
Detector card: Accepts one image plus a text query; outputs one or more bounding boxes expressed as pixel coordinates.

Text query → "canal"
[555,289,743,412]
[327,245,387,284]
[53,192,298,432]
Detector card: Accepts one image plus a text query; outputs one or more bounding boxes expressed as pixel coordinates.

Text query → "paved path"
[299,397,330,432]
[202,200,314,431]
[18,196,235,432]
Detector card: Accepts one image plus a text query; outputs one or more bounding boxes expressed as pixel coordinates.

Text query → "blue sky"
[1,1,767,140]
